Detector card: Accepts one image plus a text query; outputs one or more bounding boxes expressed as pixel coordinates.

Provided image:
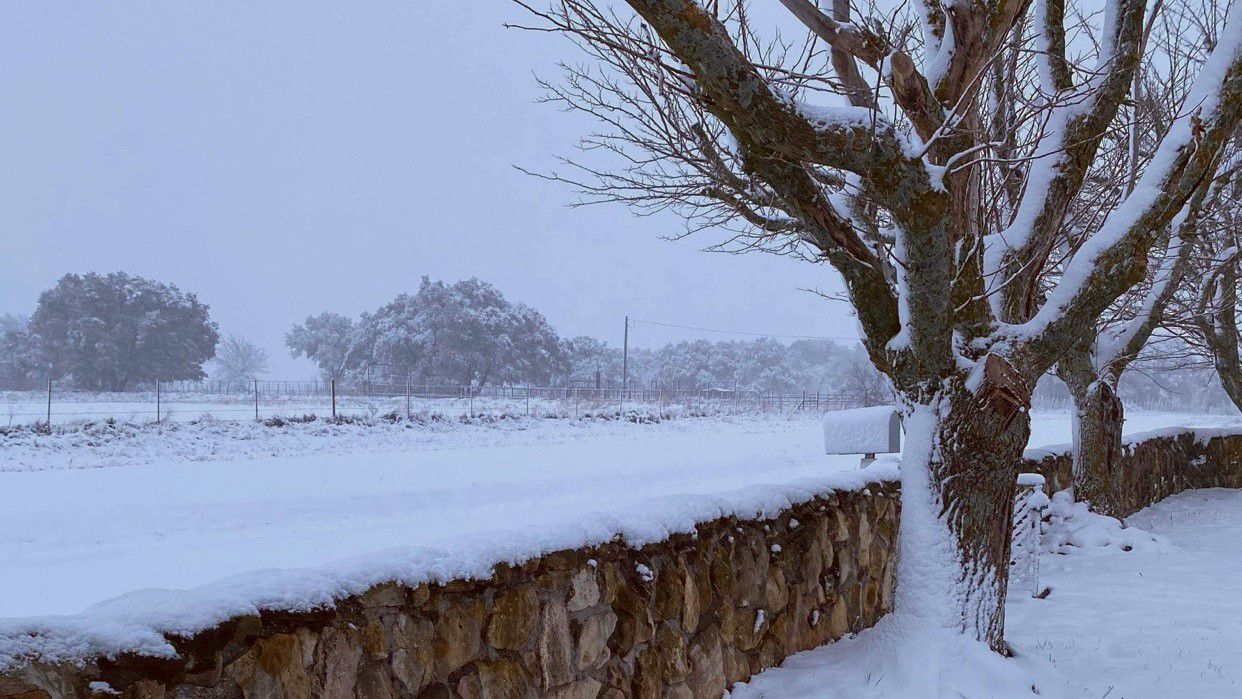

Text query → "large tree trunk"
[1056,342,1128,515]
[1068,381,1126,516]
[895,379,1029,651]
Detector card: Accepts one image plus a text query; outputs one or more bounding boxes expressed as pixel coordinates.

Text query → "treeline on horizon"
[0,272,1231,409]
[0,271,885,397]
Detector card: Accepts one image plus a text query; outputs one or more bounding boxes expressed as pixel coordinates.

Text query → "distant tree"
[212,335,270,387]
[562,335,621,386]
[652,340,719,390]
[0,314,44,389]
[29,272,218,391]
[286,312,356,382]
[351,277,568,387]
[732,338,798,393]
[839,355,889,407]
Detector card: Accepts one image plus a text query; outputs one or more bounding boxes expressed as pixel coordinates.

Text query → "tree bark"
[896,377,1029,651]
[1068,380,1126,517]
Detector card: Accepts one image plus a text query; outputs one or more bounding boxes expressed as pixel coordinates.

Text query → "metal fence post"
[46,378,52,427]
[156,380,161,424]
[331,379,337,419]
[1011,474,1048,598]
[406,378,411,419]
[525,386,530,416]
[254,379,260,421]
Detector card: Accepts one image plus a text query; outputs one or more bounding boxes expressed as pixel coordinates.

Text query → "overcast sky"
[0,0,859,375]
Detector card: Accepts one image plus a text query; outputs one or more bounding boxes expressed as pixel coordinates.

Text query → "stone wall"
[1024,430,1242,518]
[5,429,1237,699]
[0,484,899,699]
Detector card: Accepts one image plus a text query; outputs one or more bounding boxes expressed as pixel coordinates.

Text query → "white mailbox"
[823,405,901,466]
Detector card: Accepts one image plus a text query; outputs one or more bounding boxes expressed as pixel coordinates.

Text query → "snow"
[0,411,805,473]
[0,410,1236,675]
[0,414,899,670]
[1007,488,1242,698]
[821,405,901,454]
[731,489,1242,697]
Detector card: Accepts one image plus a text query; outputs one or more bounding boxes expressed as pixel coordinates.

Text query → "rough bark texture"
[1068,383,1127,518]
[926,381,1031,650]
[1198,260,1241,411]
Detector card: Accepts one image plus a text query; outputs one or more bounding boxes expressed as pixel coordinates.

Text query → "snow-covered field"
[0,415,845,619]
[0,409,1238,685]
[0,388,789,427]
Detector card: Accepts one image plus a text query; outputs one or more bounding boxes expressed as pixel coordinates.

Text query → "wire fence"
[4,377,1222,429]
[1,378,869,428]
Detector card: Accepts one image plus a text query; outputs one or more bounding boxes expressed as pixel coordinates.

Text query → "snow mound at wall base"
[728,615,1045,698]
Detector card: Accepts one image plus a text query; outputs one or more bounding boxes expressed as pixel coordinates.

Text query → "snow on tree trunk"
[896,386,1029,652]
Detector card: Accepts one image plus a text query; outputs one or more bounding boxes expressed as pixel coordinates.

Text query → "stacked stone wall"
[1025,431,1241,518]
[0,485,899,698]
[4,429,1237,698]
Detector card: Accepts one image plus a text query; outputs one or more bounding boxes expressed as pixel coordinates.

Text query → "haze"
[0,0,858,375]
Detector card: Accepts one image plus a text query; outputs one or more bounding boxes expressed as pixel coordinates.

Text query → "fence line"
[1,378,871,428]
[3,378,1224,428]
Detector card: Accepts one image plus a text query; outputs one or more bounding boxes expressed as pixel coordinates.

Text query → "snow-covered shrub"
[1041,490,1168,554]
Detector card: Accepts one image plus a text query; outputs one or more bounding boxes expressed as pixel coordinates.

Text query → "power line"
[627,317,863,342]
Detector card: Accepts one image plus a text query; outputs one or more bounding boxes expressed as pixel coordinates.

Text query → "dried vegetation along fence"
[1,379,868,427]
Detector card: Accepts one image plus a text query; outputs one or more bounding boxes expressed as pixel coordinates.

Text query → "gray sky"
[0,0,858,375]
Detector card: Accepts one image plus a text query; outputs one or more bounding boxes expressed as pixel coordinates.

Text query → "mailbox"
[823,405,901,466]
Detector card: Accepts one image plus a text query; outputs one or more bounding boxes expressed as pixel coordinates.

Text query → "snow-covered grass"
[729,489,1242,697]
[0,407,745,473]
[0,414,846,620]
[0,433,898,669]
[0,408,1236,680]
[0,388,804,427]
[3,407,1235,474]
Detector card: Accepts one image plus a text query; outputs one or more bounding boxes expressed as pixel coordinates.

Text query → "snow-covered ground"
[730,488,1242,698]
[0,416,843,619]
[0,409,1237,680]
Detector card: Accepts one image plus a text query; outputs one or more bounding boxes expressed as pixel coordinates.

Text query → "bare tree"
[840,355,890,406]
[1046,2,1236,515]
[1176,140,1241,409]
[212,335,270,389]
[515,0,1242,653]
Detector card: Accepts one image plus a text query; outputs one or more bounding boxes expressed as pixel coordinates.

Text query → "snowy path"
[732,488,1242,698]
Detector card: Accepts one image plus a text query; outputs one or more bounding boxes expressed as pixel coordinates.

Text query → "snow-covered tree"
[517,0,1242,662]
[1041,5,1237,514]
[212,335,270,388]
[29,272,219,391]
[0,314,44,389]
[351,277,569,387]
[286,312,356,382]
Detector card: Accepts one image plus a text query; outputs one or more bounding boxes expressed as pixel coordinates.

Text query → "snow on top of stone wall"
[0,463,898,673]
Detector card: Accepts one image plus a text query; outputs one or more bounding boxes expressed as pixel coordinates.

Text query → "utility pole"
[620,315,629,416]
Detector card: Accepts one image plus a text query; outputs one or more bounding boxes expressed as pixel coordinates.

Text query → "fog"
[0,0,859,376]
